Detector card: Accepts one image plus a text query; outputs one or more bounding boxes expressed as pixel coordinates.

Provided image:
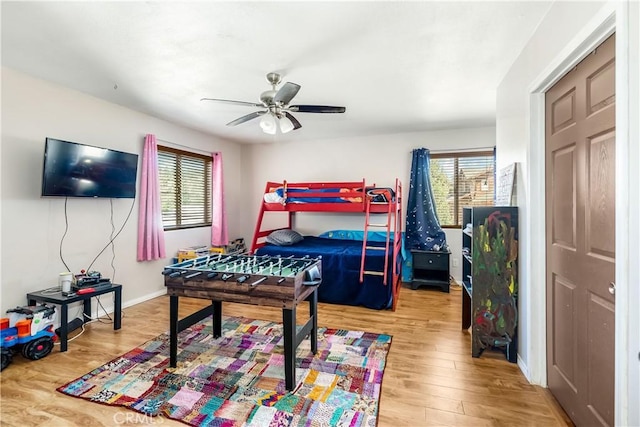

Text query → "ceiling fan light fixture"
[201,72,345,133]
[259,114,277,135]
[279,116,295,134]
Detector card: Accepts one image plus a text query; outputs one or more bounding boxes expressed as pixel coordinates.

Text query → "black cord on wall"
[59,197,72,273]
[109,199,117,282]
[58,197,136,276]
[85,198,136,273]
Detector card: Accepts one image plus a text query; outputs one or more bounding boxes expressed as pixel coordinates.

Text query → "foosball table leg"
[212,300,222,338]
[309,289,318,354]
[282,307,296,391]
[170,295,178,368]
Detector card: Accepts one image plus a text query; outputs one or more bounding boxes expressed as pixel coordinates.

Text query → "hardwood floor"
[0,283,573,426]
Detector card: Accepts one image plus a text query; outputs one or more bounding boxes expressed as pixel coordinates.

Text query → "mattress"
[255,236,393,309]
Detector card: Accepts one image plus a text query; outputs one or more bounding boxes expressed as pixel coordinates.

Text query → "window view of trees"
[430,160,454,226]
[430,151,495,227]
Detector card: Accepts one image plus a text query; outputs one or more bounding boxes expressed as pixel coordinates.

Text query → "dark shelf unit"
[410,250,450,292]
[461,206,518,363]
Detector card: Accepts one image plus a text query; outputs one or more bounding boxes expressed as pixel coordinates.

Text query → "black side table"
[410,250,451,292]
[27,284,122,351]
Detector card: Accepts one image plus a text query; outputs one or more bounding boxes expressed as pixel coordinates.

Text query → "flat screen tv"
[41,138,139,198]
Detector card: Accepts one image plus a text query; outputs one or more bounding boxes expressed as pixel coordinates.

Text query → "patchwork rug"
[57,316,392,426]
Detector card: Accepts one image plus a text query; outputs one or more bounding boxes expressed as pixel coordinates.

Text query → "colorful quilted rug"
[57,316,392,426]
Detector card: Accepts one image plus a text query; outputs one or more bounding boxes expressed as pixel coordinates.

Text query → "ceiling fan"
[201,72,346,134]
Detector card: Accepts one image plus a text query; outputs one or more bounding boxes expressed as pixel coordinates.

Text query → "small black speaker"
[54,317,84,336]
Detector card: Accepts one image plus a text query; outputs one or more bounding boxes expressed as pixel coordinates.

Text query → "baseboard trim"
[122,289,167,310]
[87,289,167,320]
[518,354,531,382]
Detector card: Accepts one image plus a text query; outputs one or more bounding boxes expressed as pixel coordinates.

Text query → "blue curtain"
[405,148,447,251]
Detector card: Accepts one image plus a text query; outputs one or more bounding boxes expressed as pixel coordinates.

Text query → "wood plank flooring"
[0,283,573,426]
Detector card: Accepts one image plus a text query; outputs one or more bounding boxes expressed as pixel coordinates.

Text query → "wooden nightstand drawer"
[411,251,449,271]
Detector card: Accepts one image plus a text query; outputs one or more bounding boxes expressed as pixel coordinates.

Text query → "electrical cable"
[84,198,135,273]
[94,295,113,323]
[94,296,126,323]
[59,197,72,273]
[109,199,117,283]
[40,286,63,295]
[53,299,123,345]
[54,323,85,344]
[55,198,131,330]
[53,306,88,345]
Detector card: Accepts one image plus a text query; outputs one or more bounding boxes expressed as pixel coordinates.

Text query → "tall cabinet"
[461,206,518,362]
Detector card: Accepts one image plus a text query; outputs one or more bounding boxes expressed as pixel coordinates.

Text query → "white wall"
[0,68,243,316]
[497,0,609,382]
[496,1,639,424]
[241,127,496,283]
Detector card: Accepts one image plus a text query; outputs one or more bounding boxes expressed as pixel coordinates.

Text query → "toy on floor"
[0,304,57,371]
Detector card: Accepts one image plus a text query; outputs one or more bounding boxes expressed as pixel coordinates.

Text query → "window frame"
[158,145,212,231]
[429,150,495,228]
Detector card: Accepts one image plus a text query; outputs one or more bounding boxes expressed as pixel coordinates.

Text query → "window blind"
[158,146,211,230]
[429,151,495,227]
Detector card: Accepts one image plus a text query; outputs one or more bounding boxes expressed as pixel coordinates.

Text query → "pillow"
[266,229,304,246]
[319,230,360,240]
[319,229,396,242]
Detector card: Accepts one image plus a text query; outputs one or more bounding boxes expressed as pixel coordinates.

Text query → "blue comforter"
[256,236,394,309]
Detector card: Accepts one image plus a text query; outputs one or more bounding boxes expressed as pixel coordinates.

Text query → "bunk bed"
[251,179,403,311]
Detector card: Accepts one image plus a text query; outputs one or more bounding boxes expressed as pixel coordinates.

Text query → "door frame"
[526,2,637,425]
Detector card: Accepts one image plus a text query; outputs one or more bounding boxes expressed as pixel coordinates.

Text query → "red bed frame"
[250,178,403,310]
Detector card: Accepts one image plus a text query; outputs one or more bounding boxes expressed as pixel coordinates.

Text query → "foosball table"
[162,253,322,391]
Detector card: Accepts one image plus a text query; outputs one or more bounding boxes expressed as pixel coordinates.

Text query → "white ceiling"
[1,1,552,145]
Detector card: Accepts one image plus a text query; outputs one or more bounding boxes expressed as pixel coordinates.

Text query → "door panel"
[586,131,616,260]
[546,33,615,427]
[587,291,615,424]
[551,273,578,391]
[587,59,615,114]
[551,144,577,250]
[551,88,577,133]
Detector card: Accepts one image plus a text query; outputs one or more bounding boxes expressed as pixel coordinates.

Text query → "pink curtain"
[211,152,228,246]
[137,134,166,261]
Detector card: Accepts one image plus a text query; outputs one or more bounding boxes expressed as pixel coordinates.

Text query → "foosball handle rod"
[251,277,268,287]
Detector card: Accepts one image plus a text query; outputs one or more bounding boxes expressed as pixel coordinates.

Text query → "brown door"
[545,34,616,426]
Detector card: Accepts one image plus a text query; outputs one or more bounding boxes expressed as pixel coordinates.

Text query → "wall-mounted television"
[41,138,139,198]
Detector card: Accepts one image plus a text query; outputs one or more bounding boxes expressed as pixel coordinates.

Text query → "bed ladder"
[359,196,392,285]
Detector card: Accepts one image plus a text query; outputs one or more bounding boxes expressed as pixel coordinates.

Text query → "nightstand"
[410,250,450,292]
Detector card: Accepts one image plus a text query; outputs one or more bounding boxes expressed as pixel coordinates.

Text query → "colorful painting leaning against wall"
[472,209,518,362]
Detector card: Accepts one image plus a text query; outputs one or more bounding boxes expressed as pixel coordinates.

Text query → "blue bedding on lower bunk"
[255,236,394,310]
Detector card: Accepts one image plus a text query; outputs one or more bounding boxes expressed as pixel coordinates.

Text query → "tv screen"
[41,138,139,198]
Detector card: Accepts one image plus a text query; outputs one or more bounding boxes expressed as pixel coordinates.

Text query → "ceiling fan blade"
[289,105,346,113]
[201,98,263,108]
[226,110,266,126]
[273,82,301,105]
[284,112,302,130]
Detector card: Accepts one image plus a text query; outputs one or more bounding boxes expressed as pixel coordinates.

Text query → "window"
[158,146,212,230]
[429,151,495,228]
